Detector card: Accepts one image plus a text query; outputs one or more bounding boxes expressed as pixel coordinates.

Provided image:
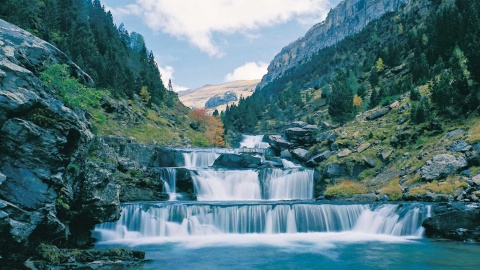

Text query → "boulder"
[291,148,309,162]
[213,153,262,169]
[150,147,185,167]
[306,151,334,167]
[472,175,480,186]
[316,131,338,143]
[447,139,471,153]
[421,154,468,181]
[285,127,317,145]
[324,163,347,179]
[338,149,352,158]
[381,149,394,161]
[366,108,390,121]
[423,203,480,241]
[466,143,480,166]
[290,121,308,128]
[357,143,371,153]
[362,155,376,168]
[280,150,292,159]
[446,129,464,139]
[268,135,295,150]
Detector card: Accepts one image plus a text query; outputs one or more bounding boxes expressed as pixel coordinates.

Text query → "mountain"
[179,80,259,113]
[259,0,410,89]
[222,0,480,203]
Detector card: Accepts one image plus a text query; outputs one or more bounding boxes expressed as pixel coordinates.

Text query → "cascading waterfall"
[239,135,270,149]
[95,203,431,241]
[261,168,314,200]
[190,168,314,201]
[182,151,219,168]
[160,168,178,201]
[191,170,262,201]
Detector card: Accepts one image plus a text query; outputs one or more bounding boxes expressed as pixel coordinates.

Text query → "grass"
[380,178,403,201]
[408,176,469,196]
[324,180,368,198]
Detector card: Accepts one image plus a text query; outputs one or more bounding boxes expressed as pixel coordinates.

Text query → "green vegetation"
[324,180,368,198]
[223,0,480,135]
[408,177,469,196]
[380,178,403,201]
[0,0,172,107]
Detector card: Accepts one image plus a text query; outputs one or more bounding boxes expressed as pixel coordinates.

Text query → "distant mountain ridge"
[259,0,410,89]
[179,80,260,112]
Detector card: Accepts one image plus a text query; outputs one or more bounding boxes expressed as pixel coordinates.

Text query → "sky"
[102,0,342,91]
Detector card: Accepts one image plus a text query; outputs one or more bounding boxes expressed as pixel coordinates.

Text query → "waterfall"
[182,151,219,168]
[261,168,314,200]
[190,168,314,201]
[95,203,431,240]
[239,135,270,149]
[281,159,300,168]
[160,168,179,201]
[191,170,262,201]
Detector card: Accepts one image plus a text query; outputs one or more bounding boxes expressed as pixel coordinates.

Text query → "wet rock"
[291,148,309,162]
[421,154,468,181]
[30,244,145,269]
[357,143,371,153]
[213,153,262,169]
[150,147,185,167]
[423,203,480,241]
[280,150,292,159]
[338,149,352,158]
[366,107,390,120]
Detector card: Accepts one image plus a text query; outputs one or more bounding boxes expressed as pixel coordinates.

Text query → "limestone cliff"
[0,19,120,263]
[259,0,410,88]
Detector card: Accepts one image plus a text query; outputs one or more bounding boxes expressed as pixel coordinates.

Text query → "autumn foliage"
[189,108,225,147]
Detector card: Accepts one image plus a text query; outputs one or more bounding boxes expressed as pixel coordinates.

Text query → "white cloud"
[109,0,332,57]
[159,65,189,92]
[225,62,268,82]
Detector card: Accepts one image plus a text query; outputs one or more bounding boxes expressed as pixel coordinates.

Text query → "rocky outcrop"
[205,91,237,108]
[0,19,102,263]
[423,203,480,242]
[259,0,410,88]
[421,154,468,181]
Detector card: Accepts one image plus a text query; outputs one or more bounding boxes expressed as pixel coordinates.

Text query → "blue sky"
[102,0,342,91]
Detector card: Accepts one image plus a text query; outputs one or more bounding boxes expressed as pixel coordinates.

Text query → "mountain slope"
[179,80,259,112]
[259,0,410,89]
[222,0,480,202]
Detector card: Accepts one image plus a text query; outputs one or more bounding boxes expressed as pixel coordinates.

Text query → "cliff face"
[0,19,120,263]
[259,0,410,88]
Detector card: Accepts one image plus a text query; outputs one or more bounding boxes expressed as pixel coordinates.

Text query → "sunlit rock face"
[259,0,410,89]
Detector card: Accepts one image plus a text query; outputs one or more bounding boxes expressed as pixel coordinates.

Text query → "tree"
[205,116,225,147]
[370,89,381,109]
[140,86,151,104]
[376,58,385,72]
[168,79,174,92]
[353,95,363,109]
[328,79,355,124]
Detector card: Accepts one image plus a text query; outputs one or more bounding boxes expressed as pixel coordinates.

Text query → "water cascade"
[95,134,434,252]
[95,203,431,241]
[239,135,270,149]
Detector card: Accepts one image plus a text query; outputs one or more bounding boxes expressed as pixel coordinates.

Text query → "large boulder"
[213,153,262,169]
[421,154,468,181]
[267,135,295,151]
[316,131,338,144]
[366,107,390,120]
[284,125,319,145]
[423,203,480,241]
[324,163,348,179]
[306,151,334,167]
[290,148,309,162]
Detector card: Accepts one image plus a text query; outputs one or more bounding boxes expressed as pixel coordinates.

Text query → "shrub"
[380,178,403,201]
[324,180,368,198]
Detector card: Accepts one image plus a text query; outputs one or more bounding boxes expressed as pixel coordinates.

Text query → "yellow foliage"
[353,95,363,108]
[376,58,385,72]
[408,177,469,196]
[380,178,403,201]
[324,180,368,197]
[205,116,225,147]
[140,86,151,104]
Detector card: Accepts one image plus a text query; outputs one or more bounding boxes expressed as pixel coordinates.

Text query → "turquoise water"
[96,237,480,269]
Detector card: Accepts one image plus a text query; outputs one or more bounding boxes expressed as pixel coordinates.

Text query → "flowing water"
[95,135,480,269]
